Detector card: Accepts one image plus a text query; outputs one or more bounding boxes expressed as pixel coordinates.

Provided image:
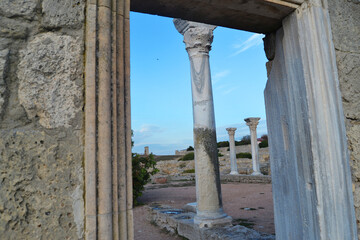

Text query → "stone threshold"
[148,204,275,240]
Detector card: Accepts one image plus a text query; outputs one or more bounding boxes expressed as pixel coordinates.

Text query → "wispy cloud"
[231,33,264,56]
[222,87,237,95]
[133,124,164,141]
[212,70,230,84]
[139,124,163,133]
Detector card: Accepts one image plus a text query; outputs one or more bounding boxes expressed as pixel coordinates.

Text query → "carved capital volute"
[226,127,237,136]
[173,19,216,56]
[244,117,260,131]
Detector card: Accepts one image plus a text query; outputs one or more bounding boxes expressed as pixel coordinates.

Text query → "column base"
[230,171,239,175]
[194,214,232,228]
[183,202,197,213]
[251,171,263,176]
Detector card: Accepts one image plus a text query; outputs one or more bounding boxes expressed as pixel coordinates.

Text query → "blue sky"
[130,12,268,155]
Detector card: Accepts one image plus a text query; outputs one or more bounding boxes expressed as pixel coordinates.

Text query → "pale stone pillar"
[144,146,149,155]
[264,2,357,238]
[226,128,238,175]
[84,0,133,239]
[244,118,262,176]
[174,19,231,228]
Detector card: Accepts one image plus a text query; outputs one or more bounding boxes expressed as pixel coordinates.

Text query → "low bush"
[259,140,268,148]
[183,169,195,174]
[186,146,194,151]
[217,141,229,148]
[236,152,252,159]
[218,152,224,157]
[179,152,194,161]
[235,135,251,146]
[132,153,159,205]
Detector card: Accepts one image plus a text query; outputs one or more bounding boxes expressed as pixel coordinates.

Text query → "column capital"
[226,127,237,135]
[173,19,216,55]
[244,117,260,130]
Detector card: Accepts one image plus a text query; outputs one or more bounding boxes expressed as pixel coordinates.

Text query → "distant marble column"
[226,128,238,175]
[174,19,231,228]
[244,118,262,176]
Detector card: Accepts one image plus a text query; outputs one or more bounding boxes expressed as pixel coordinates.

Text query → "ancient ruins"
[0,0,359,239]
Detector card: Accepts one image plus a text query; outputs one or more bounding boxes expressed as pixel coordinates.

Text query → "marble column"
[173,19,231,228]
[226,128,238,175]
[244,117,262,176]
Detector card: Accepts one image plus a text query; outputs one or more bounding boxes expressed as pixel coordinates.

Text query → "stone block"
[17,32,83,129]
[347,122,360,179]
[327,0,360,52]
[0,49,9,117]
[0,129,84,239]
[42,0,85,28]
[154,177,167,184]
[0,17,28,39]
[0,0,38,18]
[336,52,360,120]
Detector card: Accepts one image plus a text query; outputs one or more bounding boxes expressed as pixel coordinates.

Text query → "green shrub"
[186,146,194,151]
[259,140,268,148]
[259,134,268,148]
[261,134,268,141]
[217,141,229,148]
[218,152,224,157]
[236,152,252,159]
[183,169,195,174]
[132,153,159,205]
[179,152,194,161]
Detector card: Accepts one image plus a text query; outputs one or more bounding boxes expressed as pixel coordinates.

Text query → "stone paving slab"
[149,204,275,240]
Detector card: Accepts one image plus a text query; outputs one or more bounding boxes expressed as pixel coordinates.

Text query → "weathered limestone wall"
[0,1,85,239]
[327,0,360,235]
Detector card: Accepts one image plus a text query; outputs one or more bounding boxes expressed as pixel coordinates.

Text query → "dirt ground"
[134,183,274,240]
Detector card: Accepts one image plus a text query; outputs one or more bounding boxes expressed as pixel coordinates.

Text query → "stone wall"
[0,0,85,239]
[327,0,360,235]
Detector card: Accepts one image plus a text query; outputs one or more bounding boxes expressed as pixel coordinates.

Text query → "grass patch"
[179,152,194,161]
[236,152,252,159]
[179,163,187,168]
[182,169,195,174]
[233,218,255,229]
